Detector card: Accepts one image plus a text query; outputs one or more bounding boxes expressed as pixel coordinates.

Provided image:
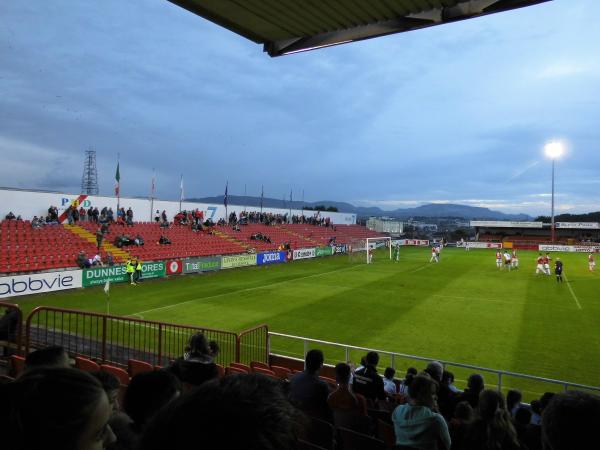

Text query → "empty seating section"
[78,221,245,261]
[0,220,102,274]
[281,224,382,246]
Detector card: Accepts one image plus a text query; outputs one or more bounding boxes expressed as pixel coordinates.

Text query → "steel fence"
[237,324,268,365]
[25,306,239,368]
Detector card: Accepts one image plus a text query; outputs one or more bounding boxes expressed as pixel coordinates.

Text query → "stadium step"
[63,224,131,260]
[212,230,250,251]
[274,225,321,246]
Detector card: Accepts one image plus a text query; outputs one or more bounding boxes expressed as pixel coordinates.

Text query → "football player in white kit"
[511,250,519,269]
[496,251,503,268]
[589,253,596,272]
[503,251,512,271]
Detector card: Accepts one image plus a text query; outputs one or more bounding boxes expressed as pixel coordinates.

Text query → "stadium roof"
[168,0,551,57]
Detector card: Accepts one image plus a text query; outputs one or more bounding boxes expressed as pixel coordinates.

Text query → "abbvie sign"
[0,270,82,298]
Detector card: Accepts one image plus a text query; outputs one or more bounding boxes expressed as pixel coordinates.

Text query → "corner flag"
[104,279,110,295]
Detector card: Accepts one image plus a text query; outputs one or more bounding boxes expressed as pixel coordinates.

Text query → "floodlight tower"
[81,149,99,195]
[544,141,564,243]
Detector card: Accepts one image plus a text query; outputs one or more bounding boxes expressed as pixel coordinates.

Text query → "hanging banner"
[183,257,221,273]
[82,261,166,287]
[293,248,316,260]
[221,254,257,269]
[0,270,82,298]
[315,246,334,257]
[257,251,286,265]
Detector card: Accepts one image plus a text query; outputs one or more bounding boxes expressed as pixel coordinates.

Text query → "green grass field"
[14,247,600,398]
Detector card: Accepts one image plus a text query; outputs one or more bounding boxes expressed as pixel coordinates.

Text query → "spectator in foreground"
[392,374,451,450]
[399,367,418,396]
[457,373,485,408]
[24,345,70,372]
[91,370,121,413]
[289,349,330,420]
[506,389,523,417]
[168,332,218,387]
[425,360,444,383]
[448,401,473,450]
[138,374,299,450]
[352,350,386,404]
[327,362,367,416]
[541,391,600,450]
[461,389,521,450]
[1,367,116,450]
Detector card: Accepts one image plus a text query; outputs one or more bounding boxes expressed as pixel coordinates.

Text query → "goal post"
[348,236,392,264]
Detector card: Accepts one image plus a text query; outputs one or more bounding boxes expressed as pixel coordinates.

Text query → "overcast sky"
[1,0,598,215]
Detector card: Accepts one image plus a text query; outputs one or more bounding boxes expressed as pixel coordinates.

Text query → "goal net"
[348,237,392,264]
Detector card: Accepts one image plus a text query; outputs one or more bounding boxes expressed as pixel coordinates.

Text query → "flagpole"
[289,189,292,222]
[116,153,120,213]
[260,185,264,214]
[244,183,247,212]
[302,189,305,216]
[150,168,155,221]
[224,181,229,223]
[179,174,183,213]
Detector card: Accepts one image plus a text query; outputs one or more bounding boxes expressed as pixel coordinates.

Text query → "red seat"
[75,356,101,372]
[10,355,25,377]
[271,365,292,379]
[252,366,277,378]
[226,366,248,376]
[127,359,153,377]
[101,364,130,386]
[250,361,271,371]
[229,362,251,373]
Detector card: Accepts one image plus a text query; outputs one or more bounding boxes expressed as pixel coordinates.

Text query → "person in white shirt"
[383,367,397,396]
[495,251,503,268]
[511,250,519,269]
[503,251,512,271]
[430,247,439,263]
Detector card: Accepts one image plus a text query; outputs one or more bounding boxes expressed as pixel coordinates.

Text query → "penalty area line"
[563,274,582,310]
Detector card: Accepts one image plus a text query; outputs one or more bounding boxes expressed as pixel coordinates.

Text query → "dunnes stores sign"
[221,254,257,269]
[293,248,316,260]
[183,257,221,274]
[257,251,286,265]
[83,262,166,287]
[0,270,82,298]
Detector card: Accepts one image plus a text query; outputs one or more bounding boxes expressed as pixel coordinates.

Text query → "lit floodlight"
[544,141,564,159]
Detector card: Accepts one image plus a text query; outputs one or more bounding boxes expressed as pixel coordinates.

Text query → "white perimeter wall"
[0,188,357,225]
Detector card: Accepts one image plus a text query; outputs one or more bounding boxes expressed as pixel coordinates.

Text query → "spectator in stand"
[328,362,367,416]
[126,207,133,226]
[134,234,144,246]
[541,391,600,450]
[208,340,220,359]
[24,345,71,372]
[462,389,521,450]
[91,370,121,413]
[383,367,398,396]
[443,370,462,394]
[138,374,299,450]
[154,210,160,223]
[457,373,485,409]
[0,308,20,356]
[107,254,115,267]
[161,210,167,223]
[158,235,171,245]
[530,399,542,425]
[79,206,87,221]
[1,367,116,450]
[438,370,459,421]
[506,389,523,417]
[77,250,88,268]
[91,254,103,267]
[31,216,42,229]
[399,367,418,396]
[425,361,444,383]
[168,332,219,387]
[392,373,451,450]
[352,350,386,405]
[73,207,80,223]
[87,205,94,222]
[289,349,330,420]
[109,370,181,450]
[448,401,473,450]
[107,207,114,222]
[66,206,75,225]
[96,227,104,250]
[514,407,542,450]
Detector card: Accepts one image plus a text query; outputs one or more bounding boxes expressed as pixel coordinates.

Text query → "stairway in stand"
[211,229,250,251]
[275,225,321,246]
[64,224,131,262]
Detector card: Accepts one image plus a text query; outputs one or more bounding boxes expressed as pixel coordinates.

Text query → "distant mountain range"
[187,195,532,221]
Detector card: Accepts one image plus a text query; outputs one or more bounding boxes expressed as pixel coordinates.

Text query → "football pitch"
[14,247,600,398]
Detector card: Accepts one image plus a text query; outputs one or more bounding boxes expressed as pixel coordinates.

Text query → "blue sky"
[1,0,598,215]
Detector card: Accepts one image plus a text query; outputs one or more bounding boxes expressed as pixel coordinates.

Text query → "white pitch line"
[563,274,582,310]
[133,264,363,316]
[411,264,430,273]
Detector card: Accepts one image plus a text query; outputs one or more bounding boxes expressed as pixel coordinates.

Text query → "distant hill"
[187,195,532,221]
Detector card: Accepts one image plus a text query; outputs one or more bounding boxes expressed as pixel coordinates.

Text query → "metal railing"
[0,301,23,356]
[268,331,600,398]
[238,324,269,365]
[26,306,239,368]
